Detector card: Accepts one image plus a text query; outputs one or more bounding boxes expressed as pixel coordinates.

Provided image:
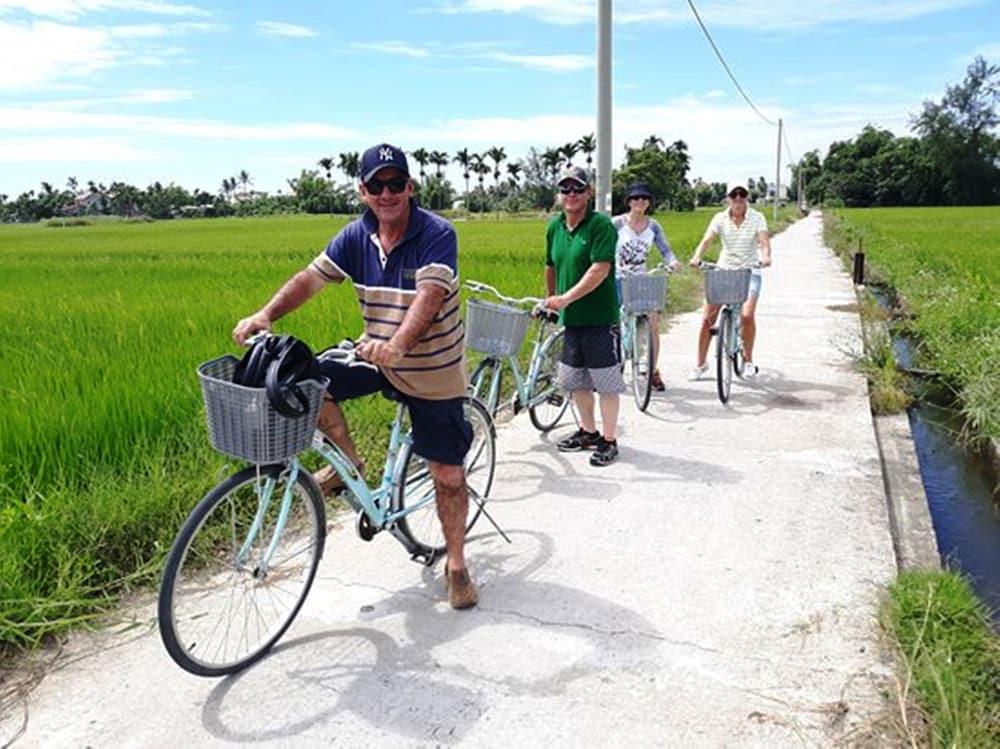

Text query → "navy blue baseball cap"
[360,143,410,182]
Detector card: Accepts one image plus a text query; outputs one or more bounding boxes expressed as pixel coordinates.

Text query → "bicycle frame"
[475,316,562,415]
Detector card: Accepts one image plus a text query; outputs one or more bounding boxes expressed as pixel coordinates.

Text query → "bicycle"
[619,263,672,412]
[463,279,571,431]
[698,262,756,404]
[158,338,499,677]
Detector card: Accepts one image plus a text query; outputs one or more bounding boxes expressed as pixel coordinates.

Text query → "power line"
[686,0,779,128]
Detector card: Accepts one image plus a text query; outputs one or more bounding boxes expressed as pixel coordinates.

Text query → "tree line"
[790,57,999,208]
[2,57,995,224]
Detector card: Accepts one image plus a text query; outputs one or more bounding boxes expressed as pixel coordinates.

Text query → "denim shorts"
[748,269,763,298]
[317,357,472,466]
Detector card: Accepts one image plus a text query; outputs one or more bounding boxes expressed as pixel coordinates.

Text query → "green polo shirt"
[545,209,619,326]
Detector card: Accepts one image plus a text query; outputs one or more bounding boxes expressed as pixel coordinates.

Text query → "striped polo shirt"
[309,200,466,400]
[706,207,768,269]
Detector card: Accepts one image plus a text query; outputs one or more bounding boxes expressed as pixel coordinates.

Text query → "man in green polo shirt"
[544,166,625,467]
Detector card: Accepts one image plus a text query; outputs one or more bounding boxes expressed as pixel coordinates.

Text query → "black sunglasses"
[365,177,409,196]
[559,184,588,195]
[728,188,748,199]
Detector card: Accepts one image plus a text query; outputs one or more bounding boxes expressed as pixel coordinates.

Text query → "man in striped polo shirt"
[232,143,478,609]
[688,178,773,380]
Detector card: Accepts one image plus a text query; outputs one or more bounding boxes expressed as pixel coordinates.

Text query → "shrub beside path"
[1,212,901,746]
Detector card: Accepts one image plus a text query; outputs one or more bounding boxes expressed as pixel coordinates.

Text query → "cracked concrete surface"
[0,213,901,747]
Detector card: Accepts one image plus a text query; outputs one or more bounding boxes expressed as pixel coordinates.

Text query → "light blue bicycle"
[464,279,571,431]
[619,263,673,412]
[699,262,757,404]
[158,339,499,677]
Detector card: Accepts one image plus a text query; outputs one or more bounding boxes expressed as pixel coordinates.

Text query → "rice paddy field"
[0,209,719,651]
[827,207,1000,441]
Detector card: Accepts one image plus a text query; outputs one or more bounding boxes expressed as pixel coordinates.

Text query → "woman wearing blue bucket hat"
[612,182,680,392]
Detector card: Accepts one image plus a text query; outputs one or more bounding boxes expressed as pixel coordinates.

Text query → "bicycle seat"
[380,387,406,403]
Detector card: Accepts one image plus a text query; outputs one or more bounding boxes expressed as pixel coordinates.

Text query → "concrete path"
[1,212,900,747]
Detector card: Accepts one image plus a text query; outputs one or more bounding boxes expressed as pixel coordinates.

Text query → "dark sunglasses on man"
[728,188,748,199]
[365,177,409,196]
[559,184,588,195]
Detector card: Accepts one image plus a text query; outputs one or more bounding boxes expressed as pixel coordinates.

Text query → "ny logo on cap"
[379,147,394,161]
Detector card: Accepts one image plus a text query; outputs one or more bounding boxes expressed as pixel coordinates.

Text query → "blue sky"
[1,0,998,198]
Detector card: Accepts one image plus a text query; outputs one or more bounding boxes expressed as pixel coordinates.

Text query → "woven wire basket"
[465,298,531,356]
[704,268,752,305]
[620,273,669,313]
[197,355,326,464]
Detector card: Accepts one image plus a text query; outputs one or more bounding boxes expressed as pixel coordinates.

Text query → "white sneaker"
[742,361,759,378]
[688,363,709,381]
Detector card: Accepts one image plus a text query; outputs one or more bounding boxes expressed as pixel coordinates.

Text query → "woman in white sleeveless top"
[612,182,680,392]
[688,178,773,380]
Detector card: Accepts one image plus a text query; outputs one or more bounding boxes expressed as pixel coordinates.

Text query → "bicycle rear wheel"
[158,464,325,677]
[392,397,496,559]
[716,309,734,404]
[468,357,502,418]
[528,328,570,431]
[631,315,655,412]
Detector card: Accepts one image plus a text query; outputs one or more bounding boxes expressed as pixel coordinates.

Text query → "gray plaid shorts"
[557,324,626,394]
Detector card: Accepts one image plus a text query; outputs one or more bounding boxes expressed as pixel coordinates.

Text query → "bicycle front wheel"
[528,328,570,431]
[716,309,734,404]
[158,464,325,677]
[631,315,655,412]
[392,397,496,558]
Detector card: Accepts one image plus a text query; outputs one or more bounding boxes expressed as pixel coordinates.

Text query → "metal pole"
[774,117,782,222]
[596,0,612,215]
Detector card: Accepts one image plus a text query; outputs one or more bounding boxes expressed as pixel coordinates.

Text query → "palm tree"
[318,157,335,214]
[541,148,562,184]
[238,169,252,197]
[338,152,360,183]
[453,148,472,197]
[318,157,334,182]
[429,150,449,179]
[410,148,430,184]
[561,141,580,166]
[486,146,506,188]
[506,161,523,187]
[471,153,490,192]
[578,133,596,170]
[642,134,665,150]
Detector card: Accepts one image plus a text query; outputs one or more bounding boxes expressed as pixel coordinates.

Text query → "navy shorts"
[317,358,472,466]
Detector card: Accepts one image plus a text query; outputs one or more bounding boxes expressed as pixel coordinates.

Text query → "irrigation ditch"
[849,260,999,622]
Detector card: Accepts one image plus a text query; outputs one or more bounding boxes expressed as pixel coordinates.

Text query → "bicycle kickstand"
[470,488,512,544]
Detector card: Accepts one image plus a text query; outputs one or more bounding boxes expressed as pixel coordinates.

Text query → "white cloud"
[0,105,359,141]
[486,52,591,72]
[0,21,120,88]
[257,20,317,38]
[430,0,983,31]
[0,18,220,90]
[352,41,431,57]
[0,0,210,21]
[0,136,153,162]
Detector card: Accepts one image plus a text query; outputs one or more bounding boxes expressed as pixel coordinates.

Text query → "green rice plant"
[0,208,765,651]
[827,207,1000,442]
[883,570,1000,748]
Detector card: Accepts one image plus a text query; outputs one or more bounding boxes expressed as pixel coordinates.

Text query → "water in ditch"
[888,321,1000,620]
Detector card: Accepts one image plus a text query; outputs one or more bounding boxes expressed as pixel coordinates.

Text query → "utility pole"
[774,117,782,222]
[596,0,612,215]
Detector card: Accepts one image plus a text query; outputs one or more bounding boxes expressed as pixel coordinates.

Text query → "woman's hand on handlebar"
[232,313,272,346]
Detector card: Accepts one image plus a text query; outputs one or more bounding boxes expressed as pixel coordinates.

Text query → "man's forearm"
[563,262,609,304]
[261,269,326,321]
[545,266,556,296]
[390,284,446,353]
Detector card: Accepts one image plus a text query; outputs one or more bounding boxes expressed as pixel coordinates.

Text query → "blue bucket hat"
[624,182,654,202]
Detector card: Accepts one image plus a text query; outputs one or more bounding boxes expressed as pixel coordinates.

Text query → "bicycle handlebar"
[464,278,558,321]
[697,261,763,270]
